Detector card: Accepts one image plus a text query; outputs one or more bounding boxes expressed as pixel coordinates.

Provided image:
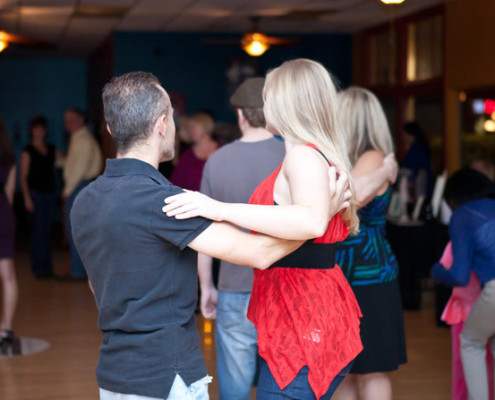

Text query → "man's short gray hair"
[102,71,169,153]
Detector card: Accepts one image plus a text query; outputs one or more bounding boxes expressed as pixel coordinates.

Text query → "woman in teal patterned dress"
[333,87,407,400]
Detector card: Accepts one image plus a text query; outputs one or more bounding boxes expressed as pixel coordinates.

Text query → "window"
[407,16,442,82]
[370,31,397,85]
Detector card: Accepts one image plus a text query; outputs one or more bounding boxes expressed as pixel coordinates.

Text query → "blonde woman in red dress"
[163,59,363,399]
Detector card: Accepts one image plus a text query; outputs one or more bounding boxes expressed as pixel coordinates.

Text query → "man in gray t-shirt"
[198,78,285,400]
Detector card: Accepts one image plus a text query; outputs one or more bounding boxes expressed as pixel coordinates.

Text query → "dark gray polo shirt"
[71,158,212,399]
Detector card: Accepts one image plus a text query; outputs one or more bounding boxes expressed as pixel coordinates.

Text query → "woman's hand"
[329,167,352,215]
[162,191,224,221]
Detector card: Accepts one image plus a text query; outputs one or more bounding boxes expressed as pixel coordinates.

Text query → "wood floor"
[0,243,451,400]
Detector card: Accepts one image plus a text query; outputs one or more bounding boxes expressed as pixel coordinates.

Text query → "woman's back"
[247,153,362,400]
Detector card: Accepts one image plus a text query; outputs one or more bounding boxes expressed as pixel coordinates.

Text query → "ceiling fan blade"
[201,38,242,46]
[0,30,50,46]
[263,36,302,46]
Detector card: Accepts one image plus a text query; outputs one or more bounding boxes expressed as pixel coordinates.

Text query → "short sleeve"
[200,160,213,197]
[150,186,213,250]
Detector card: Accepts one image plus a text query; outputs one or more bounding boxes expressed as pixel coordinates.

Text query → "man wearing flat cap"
[197,77,285,399]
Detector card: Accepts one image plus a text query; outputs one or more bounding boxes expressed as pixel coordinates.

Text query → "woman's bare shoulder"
[281,143,328,177]
[285,144,327,164]
[354,150,384,170]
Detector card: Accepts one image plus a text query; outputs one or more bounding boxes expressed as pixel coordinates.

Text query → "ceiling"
[0,0,446,57]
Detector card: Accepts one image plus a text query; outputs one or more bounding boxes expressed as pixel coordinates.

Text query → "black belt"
[269,241,336,269]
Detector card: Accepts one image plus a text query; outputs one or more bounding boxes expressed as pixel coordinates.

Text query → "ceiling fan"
[202,16,302,57]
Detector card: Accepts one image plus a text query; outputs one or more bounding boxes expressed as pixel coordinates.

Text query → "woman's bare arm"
[5,165,16,207]
[353,151,395,207]
[20,151,34,212]
[163,145,351,240]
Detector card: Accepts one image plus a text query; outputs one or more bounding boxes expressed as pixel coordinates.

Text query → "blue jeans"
[66,180,91,278]
[257,358,353,400]
[28,191,56,277]
[216,291,258,400]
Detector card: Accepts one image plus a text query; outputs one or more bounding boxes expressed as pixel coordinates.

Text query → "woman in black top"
[20,116,62,278]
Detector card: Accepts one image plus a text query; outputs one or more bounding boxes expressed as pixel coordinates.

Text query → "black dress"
[336,188,407,373]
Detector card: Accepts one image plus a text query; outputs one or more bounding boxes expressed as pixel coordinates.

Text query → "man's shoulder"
[208,137,283,163]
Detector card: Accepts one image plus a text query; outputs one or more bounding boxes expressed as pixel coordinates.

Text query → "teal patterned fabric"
[336,188,398,285]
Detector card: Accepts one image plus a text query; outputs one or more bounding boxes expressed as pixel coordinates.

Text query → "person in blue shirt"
[401,121,434,200]
[432,168,495,400]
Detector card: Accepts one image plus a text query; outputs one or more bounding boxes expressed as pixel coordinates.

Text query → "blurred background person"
[0,116,18,346]
[432,168,495,400]
[436,239,494,400]
[198,77,285,400]
[62,108,103,280]
[20,115,63,278]
[333,87,406,400]
[402,121,434,202]
[170,110,218,191]
[469,145,495,181]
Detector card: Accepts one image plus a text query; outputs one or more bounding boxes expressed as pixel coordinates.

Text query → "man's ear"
[106,124,112,136]
[158,114,167,138]
[237,108,245,124]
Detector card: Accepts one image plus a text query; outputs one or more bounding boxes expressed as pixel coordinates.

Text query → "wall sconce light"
[381,0,405,4]
[242,33,269,56]
[0,40,8,53]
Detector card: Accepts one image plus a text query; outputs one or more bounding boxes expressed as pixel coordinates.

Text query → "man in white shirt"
[63,108,103,279]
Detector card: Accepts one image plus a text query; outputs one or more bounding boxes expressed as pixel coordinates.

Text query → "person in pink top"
[439,241,494,400]
[170,111,219,191]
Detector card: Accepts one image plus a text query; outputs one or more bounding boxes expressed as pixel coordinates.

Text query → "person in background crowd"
[62,108,103,280]
[20,115,63,278]
[333,87,405,400]
[432,168,495,400]
[0,116,18,347]
[170,111,218,191]
[198,77,285,400]
[437,238,494,400]
[469,146,495,181]
[402,121,434,201]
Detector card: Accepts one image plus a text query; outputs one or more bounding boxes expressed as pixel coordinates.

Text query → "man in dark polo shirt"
[70,72,303,400]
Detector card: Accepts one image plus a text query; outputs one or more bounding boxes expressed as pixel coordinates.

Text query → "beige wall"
[445,0,495,171]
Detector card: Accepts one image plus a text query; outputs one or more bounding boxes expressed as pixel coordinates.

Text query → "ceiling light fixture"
[0,40,8,53]
[242,33,269,56]
[381,0,405,4]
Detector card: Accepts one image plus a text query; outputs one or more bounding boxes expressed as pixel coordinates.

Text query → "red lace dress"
[247,146,363,399]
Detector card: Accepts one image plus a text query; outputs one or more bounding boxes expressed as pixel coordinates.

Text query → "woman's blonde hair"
[188,111,215,137]
[263,59,359,234]
[337,86,394,165]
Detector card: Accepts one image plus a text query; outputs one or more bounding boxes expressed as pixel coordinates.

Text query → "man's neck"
[118,144,160,169]
[239,127,273,143]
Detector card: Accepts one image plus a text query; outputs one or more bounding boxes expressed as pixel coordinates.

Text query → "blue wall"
[0,58,87,156]
[0,31,352,155]
[114,32,352,123]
